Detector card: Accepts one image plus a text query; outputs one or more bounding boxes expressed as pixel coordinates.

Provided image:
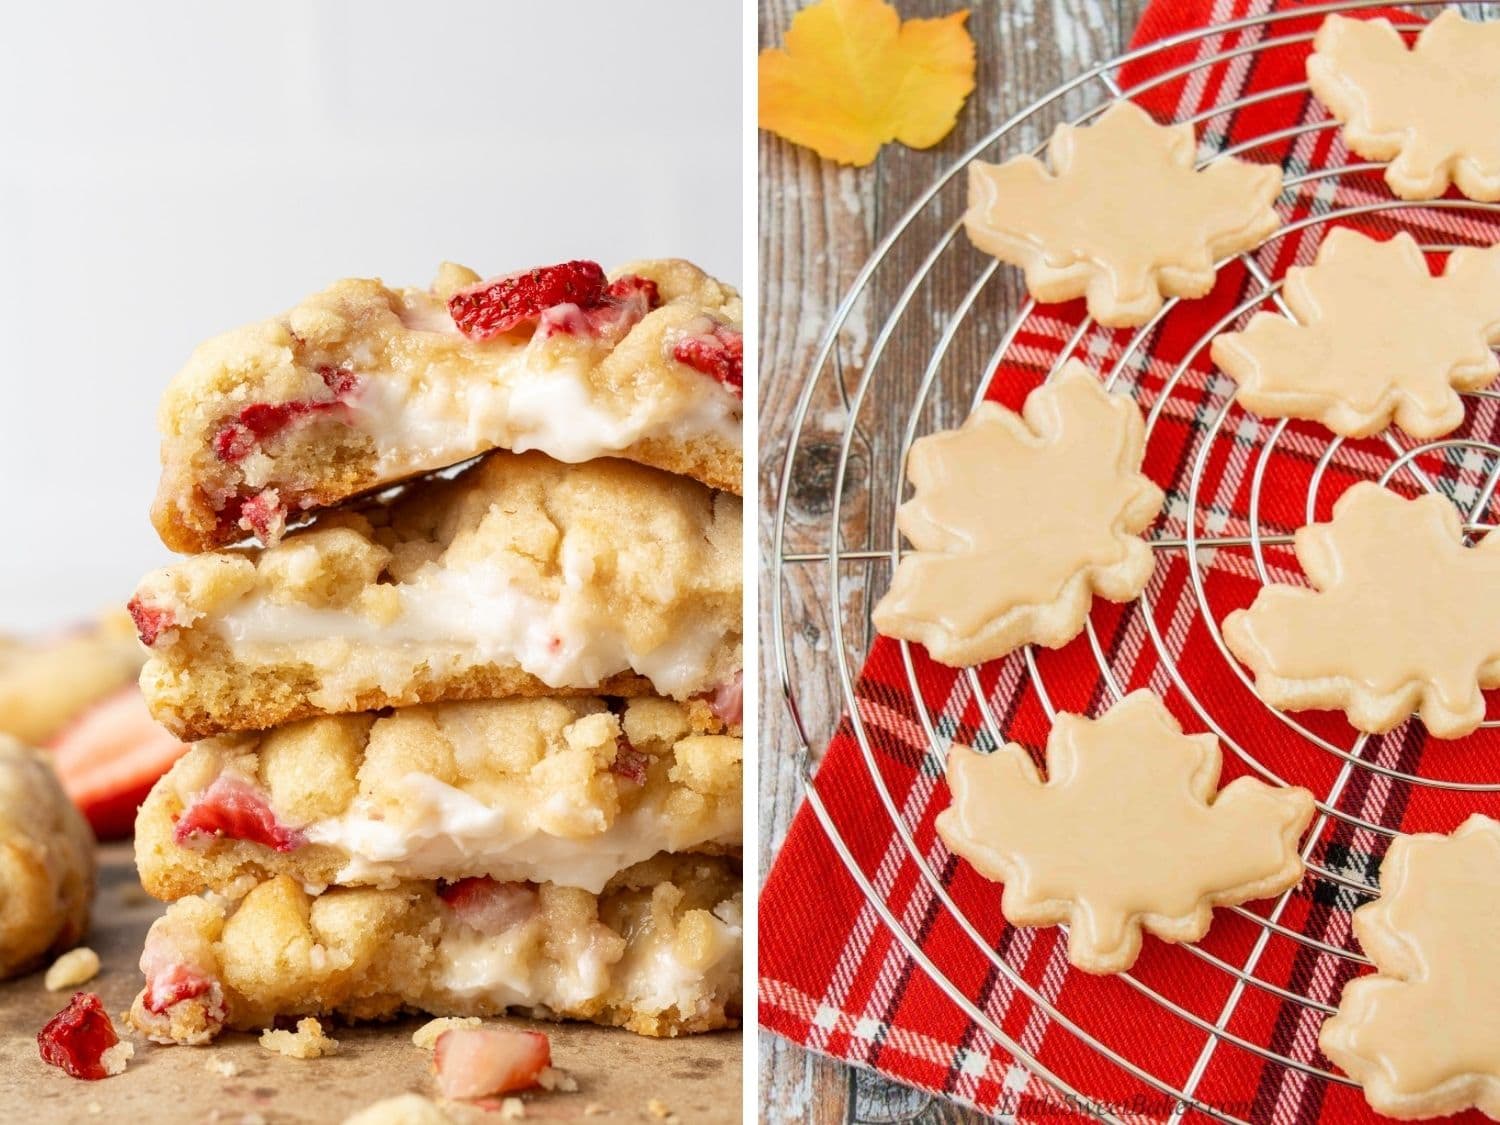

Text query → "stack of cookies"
[120,258,745,1046]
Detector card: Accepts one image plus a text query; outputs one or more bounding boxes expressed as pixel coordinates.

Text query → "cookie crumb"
[411,1015,482,1050]
[537,1065,578,1092]
[206,1055,240,1077]
[342,1094,453,1124]
[499,1098,525,1120]
[100,1040,134,1076]
[44,947,101,991]
[583,1104,607,1117]
[647,1099,672,1119]
[259,1017,339,1059]
[85,1103,102,1116]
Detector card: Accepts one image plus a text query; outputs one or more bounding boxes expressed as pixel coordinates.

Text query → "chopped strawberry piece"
[433,1028,551,1100]
[37,993,122,1080]
[438,877,539,935]
[212,422,256,463]
[238,490,287,543]
[673,324,743,396]
[706,670,744,728]
[209,373,359,464]
[142,962,213,1014]
[448,261,608,340]
[318,364,359,396]
[49,686,190,839]
[604,274,660,306]
[611,739,650,786]
[174,774,304,852]
[126,597,175,647]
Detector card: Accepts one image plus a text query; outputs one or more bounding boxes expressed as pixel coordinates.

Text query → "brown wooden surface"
[757,2,1148,1122]
[2,843,741,1124]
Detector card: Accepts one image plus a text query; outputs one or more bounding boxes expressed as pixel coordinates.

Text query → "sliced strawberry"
[610,739,650,786]
[126,596,176,647]
[49,687,190,839]
[540,272,662,341]
[37,993,121,1080]
[448,261,608,340]
[706,670,743,728]
[174,774,304,852]
[673,324,743,396]
[438,878,539,935]
[433,1028,551,1099]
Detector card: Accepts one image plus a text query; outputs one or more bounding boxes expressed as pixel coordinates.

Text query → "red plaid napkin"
[759,2,1500,1121]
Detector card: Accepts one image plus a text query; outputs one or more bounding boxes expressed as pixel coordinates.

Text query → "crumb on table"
[259,1017,340,1059]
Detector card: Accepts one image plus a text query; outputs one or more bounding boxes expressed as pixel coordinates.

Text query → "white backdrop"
[0,0,743,632]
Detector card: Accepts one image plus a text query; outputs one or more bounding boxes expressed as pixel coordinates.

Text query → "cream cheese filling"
[347,338,740,477]
[214,557,731,700]
[431,894,742,1014]
[302,772,740,894]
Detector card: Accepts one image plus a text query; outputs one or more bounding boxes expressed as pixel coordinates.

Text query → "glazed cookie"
[0,737,95,979]
[1321,816,1500,1119]
[130,451,743,739]
[151,258,743,553]
[937,691,1314,974]
[873,363,1163,666]
[135,695,742,899]
[0,610,144,744]
[1309,11,1500,202]
[126,854,742,1044]
[965,100,1283,327]
[1213,229,1500,438]
[1224,483,1500,739]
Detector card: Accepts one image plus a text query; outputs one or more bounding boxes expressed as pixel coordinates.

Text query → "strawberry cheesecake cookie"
[130,452,743,739]
[135,695,742,899]
[0,737,95,979]
[125,854,742,1044]
[150,258,744,554]
[0,610,144,744]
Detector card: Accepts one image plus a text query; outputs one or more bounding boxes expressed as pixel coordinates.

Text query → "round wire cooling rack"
[769,2,1500,1121]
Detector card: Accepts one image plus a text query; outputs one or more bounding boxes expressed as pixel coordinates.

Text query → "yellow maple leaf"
[758,0,976,167]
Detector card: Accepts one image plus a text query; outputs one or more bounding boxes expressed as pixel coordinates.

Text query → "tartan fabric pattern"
[760,3,1500,1121]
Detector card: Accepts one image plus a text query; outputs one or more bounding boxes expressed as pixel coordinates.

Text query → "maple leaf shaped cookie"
[1320,815,1500,1120]
[1309,11,1500,202]
[937,690,1315,974]
[1224,483,1500,739]
[1212,229,1500,438]
[964,100,1283,327]
[871,362,1164,667]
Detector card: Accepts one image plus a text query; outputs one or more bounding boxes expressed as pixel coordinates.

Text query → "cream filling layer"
[432,895,742,1014]
[348,339,741,476]
[303,772,741,894]
[214,558,732,700]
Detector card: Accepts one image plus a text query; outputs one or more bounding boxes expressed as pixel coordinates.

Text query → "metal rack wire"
[770,3,1500,1120]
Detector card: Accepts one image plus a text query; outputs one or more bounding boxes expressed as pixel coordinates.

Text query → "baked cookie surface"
[1224,483,1500,739]
[131,452,743,739]
[1212,229,1500,438]
[126,854,742,1044]
[0,736,96,979]
[151,258,743,553]
[135,695,741,899]
[937,691,1314,974]
[1309,11,1500,202]
[873,363,1163,666]
[965,100,1282,327]
[1321,815,1500,1120]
